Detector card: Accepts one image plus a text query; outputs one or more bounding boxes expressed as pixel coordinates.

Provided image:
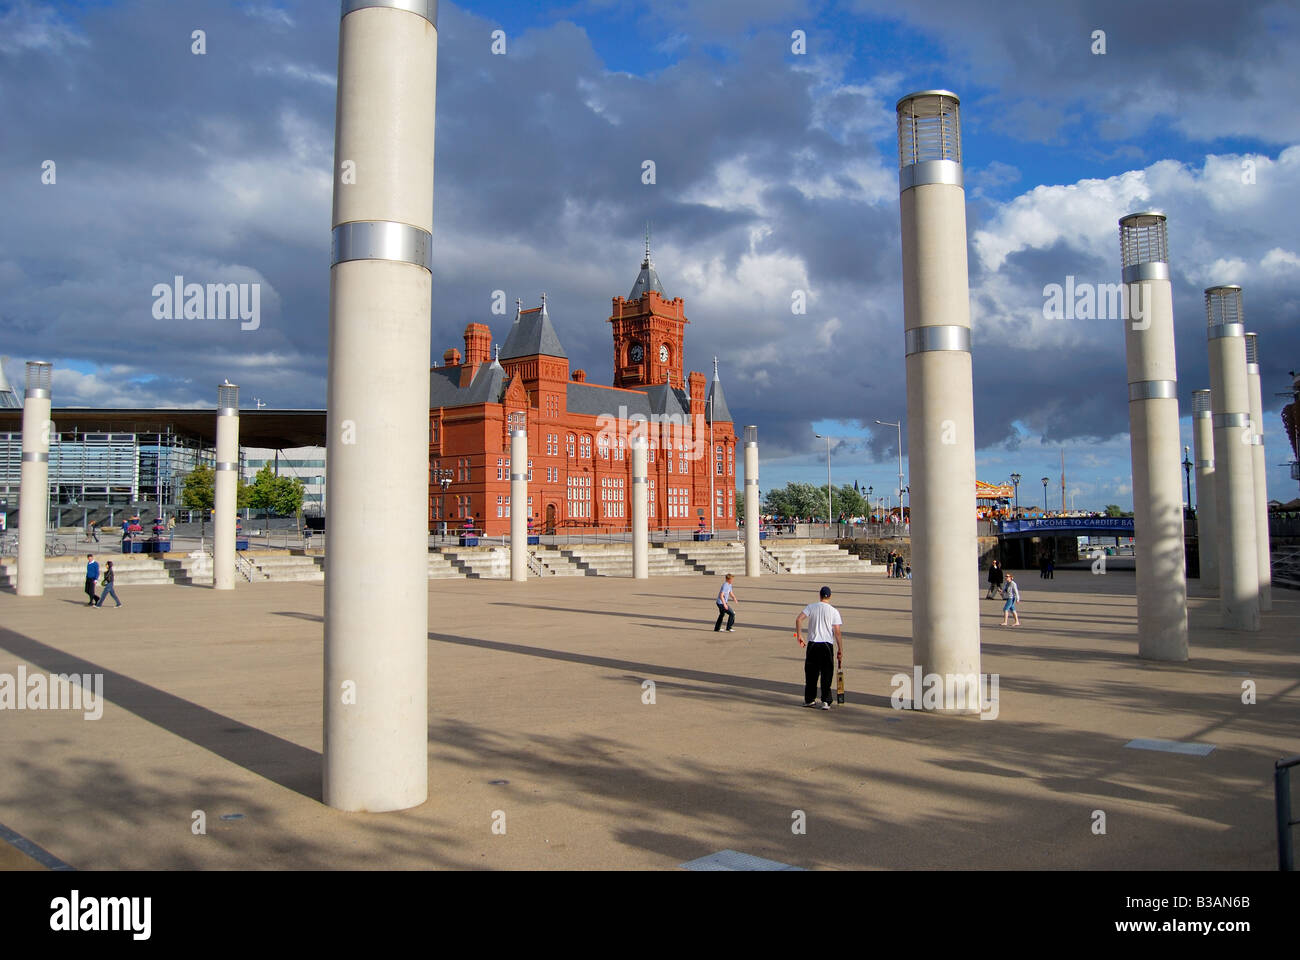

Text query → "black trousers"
[84,577,98,604]
[714,603,735,631]
[804,642,834,704]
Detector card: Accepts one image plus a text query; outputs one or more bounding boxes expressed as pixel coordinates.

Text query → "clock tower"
[609,238,689,389]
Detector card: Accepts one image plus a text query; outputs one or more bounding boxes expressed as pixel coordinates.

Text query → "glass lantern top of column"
[1244,332,1259,364]
[1118,212,1168,267]
[1204,285,1243,328]
[218,381,239,410]
[25,361,52,393]
[896,90,961,168]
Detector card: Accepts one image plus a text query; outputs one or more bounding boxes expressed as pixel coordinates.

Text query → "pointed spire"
[540,291,548,315]
[493,343,501,362]
[644,221,652,268]
[514,297,522,319]
[712,355,720,380]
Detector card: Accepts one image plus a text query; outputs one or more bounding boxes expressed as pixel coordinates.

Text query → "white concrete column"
[324,0,437,813]
[743,425,759,578]
[896,90,981,707]
[213,381,239,591]
[1244,332,1272,611]
[632,437,648,579]
[16,362,52,597]
[1206,285,1260,631]
[510,429,527,582]
[1191,389,1218,591]
[1118,213,1188,661]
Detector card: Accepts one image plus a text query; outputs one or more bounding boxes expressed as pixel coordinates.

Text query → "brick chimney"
[443,348,462,367]
[688,371,706,415]
[572,369,586,383]
[461,323,491,387]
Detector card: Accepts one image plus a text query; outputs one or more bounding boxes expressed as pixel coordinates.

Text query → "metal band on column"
[332,222,434,271]
[26,388,49,399]
[1121,262,1170,283]
[342,0,438,25]
[21,452,48,462]
[1213,413,1249,428]
[904,326,971,356]
[1208,323,1245,340]
[1128,380,1177,401]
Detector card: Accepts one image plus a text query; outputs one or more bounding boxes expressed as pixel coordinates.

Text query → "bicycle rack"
[1277,755,1299,871]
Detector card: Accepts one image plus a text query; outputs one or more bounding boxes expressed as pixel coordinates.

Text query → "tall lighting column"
[896,90,980,705]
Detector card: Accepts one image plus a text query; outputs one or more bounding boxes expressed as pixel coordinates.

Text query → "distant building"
[428,250,738,535]
[242,447,327,516]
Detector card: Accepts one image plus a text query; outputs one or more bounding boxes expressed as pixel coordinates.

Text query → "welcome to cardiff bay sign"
[997,517,1136,536]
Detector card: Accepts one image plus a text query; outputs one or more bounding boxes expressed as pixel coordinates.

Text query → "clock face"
[659,344,669,363]
[629,343,643,363]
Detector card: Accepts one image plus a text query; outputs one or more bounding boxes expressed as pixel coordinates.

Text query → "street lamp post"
[1182,445,1193,511]
[814,433,832,526]
[1010,473,1021,518]
[438,470,453,537]
[1041,476,1050,514]
[875,419,904,526]
[867,485,873,523]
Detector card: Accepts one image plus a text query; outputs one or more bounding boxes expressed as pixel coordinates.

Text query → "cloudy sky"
[1,0,1297,509]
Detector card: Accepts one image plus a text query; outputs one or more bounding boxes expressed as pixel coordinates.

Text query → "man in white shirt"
[794,586,843,710]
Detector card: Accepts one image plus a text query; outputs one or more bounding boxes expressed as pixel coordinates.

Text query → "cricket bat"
[836,665,845,704]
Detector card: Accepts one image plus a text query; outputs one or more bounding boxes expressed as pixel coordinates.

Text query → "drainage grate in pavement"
[1124,738,1216,756]
[680,849,804,871]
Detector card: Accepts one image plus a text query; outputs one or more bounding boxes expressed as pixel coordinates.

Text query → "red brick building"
[429,251,737,535]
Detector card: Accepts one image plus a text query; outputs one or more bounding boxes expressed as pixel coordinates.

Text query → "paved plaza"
[0,568,1295,870]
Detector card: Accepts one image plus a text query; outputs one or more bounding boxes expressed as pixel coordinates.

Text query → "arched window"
[566,434,575,457]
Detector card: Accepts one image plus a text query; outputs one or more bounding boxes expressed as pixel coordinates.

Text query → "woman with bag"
[97,561,122,608]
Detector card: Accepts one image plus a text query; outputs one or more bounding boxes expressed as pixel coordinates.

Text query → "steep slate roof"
[501,303,567,360]
[565,382,652,419]
[628,258,666,300]
[429,365,465,408]
[429,359,507,408]
[462,358,507,404]
[705,373,732,423]
[641,382,691,420]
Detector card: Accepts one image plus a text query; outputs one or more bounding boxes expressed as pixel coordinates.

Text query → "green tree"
[249,464,304,519]
[181,463,251,535]
[1103,504,1123,517]
[181,464,215,535]
[763,482,823,520]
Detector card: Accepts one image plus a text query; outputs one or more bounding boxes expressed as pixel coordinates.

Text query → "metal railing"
[1278,755,1299,871]
[759,549,783,574]
[235,553,257,583]
[526,552,547,577]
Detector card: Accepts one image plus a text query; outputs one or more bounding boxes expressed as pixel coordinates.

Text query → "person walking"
[714,573,738,632]
[96,561,122,607]
[84,554,99,606]
[986,557,1003,599]
[894,554,904,579]
[1000,572,1021,626]
[794,586,843,709]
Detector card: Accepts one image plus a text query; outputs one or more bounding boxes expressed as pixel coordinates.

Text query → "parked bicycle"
[45,538,66,557]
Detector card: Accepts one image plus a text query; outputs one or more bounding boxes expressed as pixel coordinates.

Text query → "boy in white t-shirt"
[794,586,843,710]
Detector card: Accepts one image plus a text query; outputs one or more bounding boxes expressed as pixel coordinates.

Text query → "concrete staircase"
[440,547,510,579]
[0,555,176,589]
[763,542,877,575]
[667,541,747,575]
[531,548,587,577]
[163,554,214,586]
[244,553,324,582]
[555,544,697,577]
[427,551,463,579]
